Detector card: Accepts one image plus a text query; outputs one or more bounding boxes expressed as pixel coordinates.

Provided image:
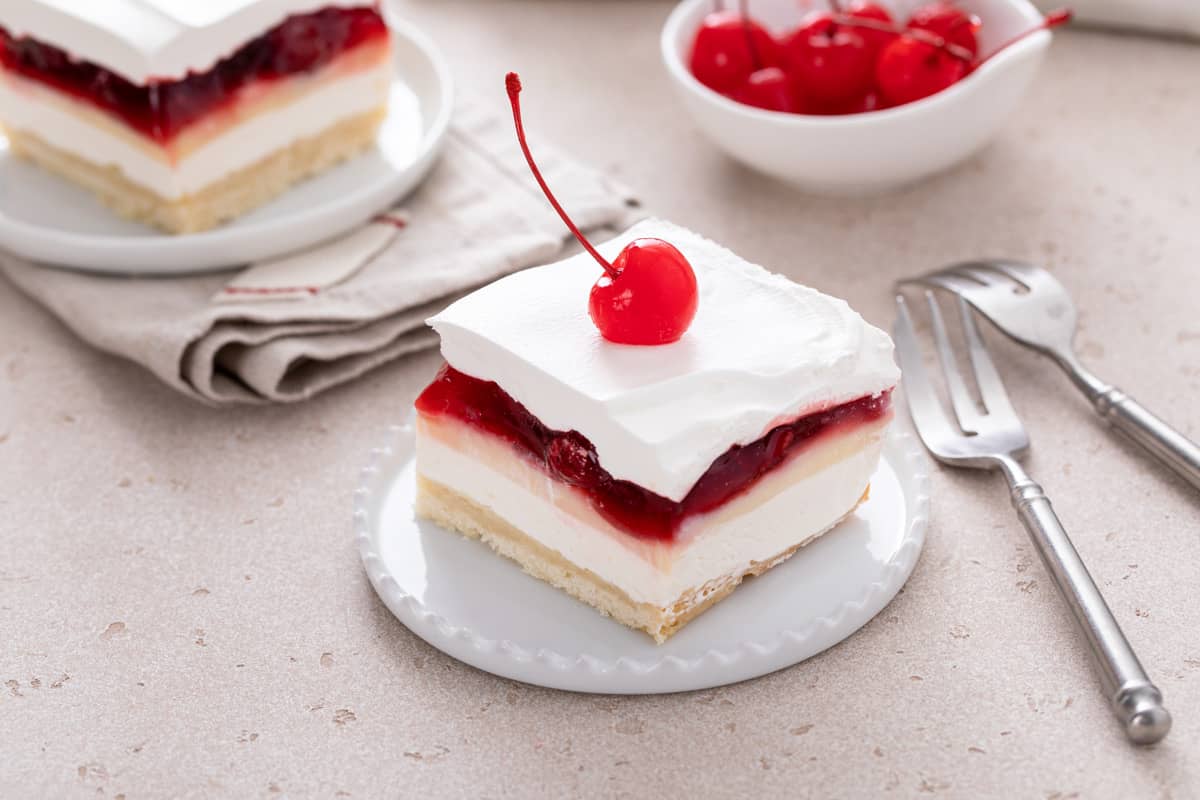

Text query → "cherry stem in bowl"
[737,0,762,70]
[833,13,975,62]
[827,6,1072,65]
[505,72,619,280]
[973,8,1073,70]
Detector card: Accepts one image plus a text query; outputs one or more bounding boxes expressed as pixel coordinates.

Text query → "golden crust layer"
[415,474,870,644]
[4,106,385,234]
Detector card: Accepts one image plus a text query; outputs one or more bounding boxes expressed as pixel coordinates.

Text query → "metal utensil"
[902,260,1200,492]
[894,289,1171,745]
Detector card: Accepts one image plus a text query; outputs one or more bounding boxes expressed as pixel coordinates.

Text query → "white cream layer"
[429,219,899,502]
[416,417,887,608]
[0,59,392,199]
[0,0,374,84]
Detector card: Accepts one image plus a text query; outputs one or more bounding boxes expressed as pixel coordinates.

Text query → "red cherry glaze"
[783,12,874,106]
[906,2,981,58]
[588,239,699,345]
[415,365,893,540]
[505,73,699,345]
[689,11,782,95]
[874,35,968,107]
[731,66,797,112]
[0,7,386,142]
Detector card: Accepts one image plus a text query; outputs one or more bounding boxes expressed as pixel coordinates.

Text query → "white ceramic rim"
[660,0,1052,127]
[355,421,931,692]
[0,16,454,275]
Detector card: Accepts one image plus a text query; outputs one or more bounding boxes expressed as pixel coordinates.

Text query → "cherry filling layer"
[415,365,892,541]
[0,6,387,143]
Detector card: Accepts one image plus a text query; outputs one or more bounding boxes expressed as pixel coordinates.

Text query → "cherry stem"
[831,7,1070,67]
[834,14,975,62]
[505,73,619,280]
[737,0,762,71]
[972,8,1073,70]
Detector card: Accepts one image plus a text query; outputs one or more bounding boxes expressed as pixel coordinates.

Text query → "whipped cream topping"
[428,219,899,503]
[0,0,374,84]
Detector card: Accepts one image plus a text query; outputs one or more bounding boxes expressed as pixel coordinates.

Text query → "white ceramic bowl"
[661,0,1052,194]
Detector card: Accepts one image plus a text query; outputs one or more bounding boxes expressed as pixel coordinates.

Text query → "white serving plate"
[0,18,452,275]
[357,422,930,694]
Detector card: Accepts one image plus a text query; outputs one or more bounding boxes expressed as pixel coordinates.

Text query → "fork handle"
[1090,386,1200,492]
[1000,460,1171,745]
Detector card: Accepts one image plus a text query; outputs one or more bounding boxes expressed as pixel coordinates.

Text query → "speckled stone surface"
[2,3,1199,797]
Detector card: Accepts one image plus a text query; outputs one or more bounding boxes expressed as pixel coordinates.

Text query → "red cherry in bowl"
[874,35,968,107]
[689,10,782,95]
[731,66,799,112]
[842,1,898,58]
[783,12,874,106]
[906,1,981,58]
[809,90,882,116]
[506,73,699,345]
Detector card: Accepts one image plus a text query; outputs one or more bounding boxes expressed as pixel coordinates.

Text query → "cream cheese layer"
[0,57,391,199]
[416,413,888,608]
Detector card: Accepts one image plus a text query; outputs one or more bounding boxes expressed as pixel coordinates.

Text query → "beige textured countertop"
[3,3,1199,797]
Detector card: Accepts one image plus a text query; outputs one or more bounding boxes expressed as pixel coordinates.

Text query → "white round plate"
[0,19,452,275]
[356,423,930,694]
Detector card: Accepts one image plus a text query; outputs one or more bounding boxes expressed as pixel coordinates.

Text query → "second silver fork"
[910,260,1200,492]
[894,289,1171,745]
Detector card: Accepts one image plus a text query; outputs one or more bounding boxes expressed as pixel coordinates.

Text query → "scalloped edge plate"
[356,423,929,694]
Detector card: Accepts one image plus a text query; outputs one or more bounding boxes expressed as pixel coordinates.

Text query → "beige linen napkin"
[0,102,638,404]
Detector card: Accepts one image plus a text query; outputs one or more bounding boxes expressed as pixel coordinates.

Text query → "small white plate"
[0,19,452,275]
[356,423,930,694]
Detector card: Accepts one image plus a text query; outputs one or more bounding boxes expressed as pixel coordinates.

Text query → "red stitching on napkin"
[219,286,320,296]
[374,213,408,229]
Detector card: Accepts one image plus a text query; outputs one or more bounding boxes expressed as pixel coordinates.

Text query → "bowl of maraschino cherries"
[662,0,1071,193]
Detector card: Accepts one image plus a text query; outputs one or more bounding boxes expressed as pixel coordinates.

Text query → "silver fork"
[905,260,1200,492]
[894,290,1171,745]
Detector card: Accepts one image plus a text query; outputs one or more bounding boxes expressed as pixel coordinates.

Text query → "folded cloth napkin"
[0,102,638,405]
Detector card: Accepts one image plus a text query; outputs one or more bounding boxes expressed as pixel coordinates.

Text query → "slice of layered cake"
[411,74,898,642]
[414,217,898,642]
[0,1,393,233]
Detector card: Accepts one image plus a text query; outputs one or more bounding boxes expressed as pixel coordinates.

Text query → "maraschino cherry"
[782,11,874,107]
[843,1,898,58]
[732,66,798,112]
[689,9,782,95]
[713,2,797,112]
[906,2,981,57]
[689,3,1073,115]
[874,34,968,106]
[505,73,698,346]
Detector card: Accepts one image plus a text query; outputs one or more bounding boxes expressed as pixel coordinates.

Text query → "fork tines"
[893,290,1027,459]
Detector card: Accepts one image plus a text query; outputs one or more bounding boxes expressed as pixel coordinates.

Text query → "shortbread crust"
[416,475,870,643]
[4,106,385,233]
